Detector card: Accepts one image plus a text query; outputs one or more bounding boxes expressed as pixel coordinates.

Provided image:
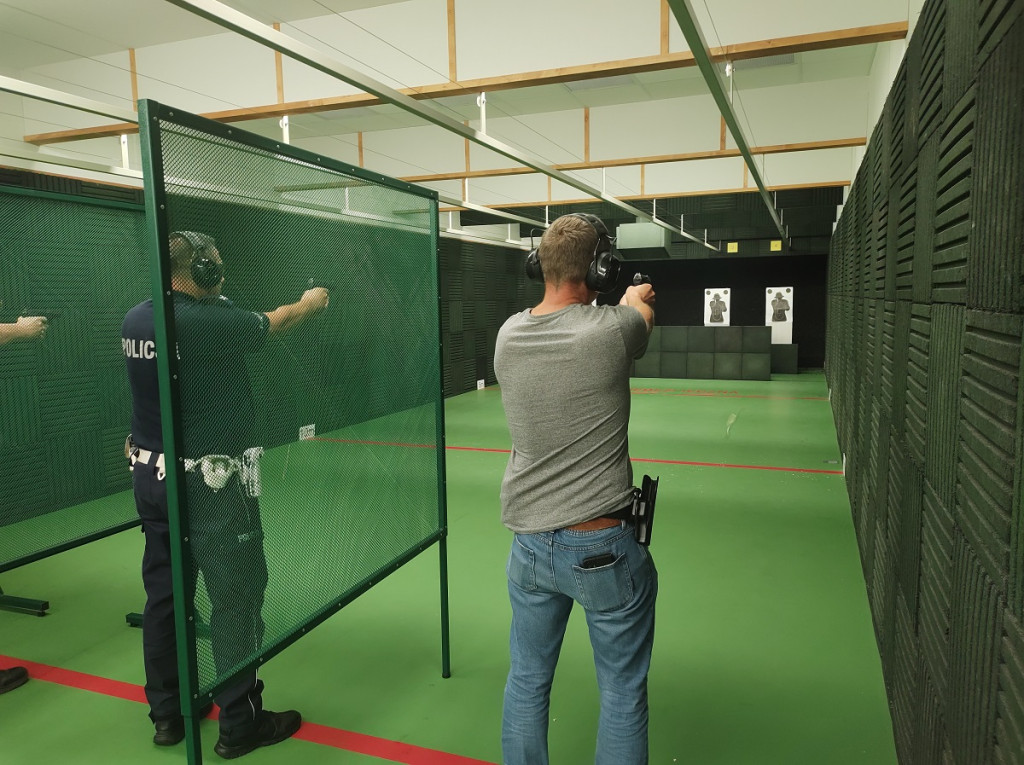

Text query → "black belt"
[604,504,635,522]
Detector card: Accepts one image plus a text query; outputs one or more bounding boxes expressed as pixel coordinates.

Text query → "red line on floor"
[313,440,847,475]
[446,446,841,474]
[296,722,495,764]
[445,445,512,454]
[0,655,495,765]
[310,440,840,475]
[0,654,148,704]
[311,437,436,449]
[631,388,829,401]
[483,386,828,401]
[631,457,843,474]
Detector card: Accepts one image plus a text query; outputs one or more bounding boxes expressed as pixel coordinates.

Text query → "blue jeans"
[502,522,658,765]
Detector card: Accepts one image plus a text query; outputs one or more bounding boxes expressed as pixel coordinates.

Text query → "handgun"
[307,278,336,292]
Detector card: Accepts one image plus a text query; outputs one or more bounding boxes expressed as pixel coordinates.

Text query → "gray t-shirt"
[494,303,649,533]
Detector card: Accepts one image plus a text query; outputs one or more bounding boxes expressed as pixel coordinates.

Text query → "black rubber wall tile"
[741,325,770,352]
[740,353,770,381]
[891,301,913,437]
[944,0,977,104]
[994,613,1024,765]
[920,481,955,704]
[925,304,966,507]
[969,15,1024,313]
[880,301,897,413]
[713,326,743,353]
[865,300,884,401]
[893,591,921,763]
[688,326,714,353]
[634,352,661,378]
[646,325,662,352]
[889,61,909,202]
[948,534,1003,765]
[713,353,741,380]
[931,88,975,305]
[978,0,1024,66]
[913,137,939,304]
[911,672,953,765]
[894,160,918,302]
[906,304,931,467]
[659,352,686,379]
[1015,343,1024,620]
[958,310,1021,589]
[917,0,947,145]
[660,326,687,352]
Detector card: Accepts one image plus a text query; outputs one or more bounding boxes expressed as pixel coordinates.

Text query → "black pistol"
[307,278,335,292]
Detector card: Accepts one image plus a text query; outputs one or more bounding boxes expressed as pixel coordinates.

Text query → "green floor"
[0,372,897,764]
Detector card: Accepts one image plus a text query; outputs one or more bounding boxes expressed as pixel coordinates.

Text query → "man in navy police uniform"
[122,230,328,759]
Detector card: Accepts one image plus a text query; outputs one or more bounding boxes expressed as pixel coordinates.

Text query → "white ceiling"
[0,0,410,70]
[0,0,913,211]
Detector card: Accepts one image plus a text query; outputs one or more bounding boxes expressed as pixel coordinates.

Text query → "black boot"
[0,667,28,695]
[153,702,215,746]
[213,710,302,759]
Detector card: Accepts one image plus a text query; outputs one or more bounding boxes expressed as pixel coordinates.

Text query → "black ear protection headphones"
[525,213,622,294]
[171,230,222,290]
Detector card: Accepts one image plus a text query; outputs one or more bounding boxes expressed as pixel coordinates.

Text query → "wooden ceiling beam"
[437,180,851,213]
[23,22,905,146]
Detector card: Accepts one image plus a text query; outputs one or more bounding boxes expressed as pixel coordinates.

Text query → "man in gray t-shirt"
[494,213,658,765]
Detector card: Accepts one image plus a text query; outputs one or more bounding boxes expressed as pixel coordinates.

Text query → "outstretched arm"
[0,316,47,346]
[264,288,329,335]
[619,284,655,334]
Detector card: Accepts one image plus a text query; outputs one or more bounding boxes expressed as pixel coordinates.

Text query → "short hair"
[168,231,216,281]
[537,214,597,287]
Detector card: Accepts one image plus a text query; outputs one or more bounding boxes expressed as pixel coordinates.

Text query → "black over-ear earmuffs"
[525,213,622,294]
[172,230,222,289]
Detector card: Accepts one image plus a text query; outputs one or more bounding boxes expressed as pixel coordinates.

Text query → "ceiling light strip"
[0,143,143,180]
[436,193,548,229]
[0,75,138,124]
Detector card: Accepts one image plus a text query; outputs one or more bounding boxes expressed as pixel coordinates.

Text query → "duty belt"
[184,448,264,496]
[125,436,261,496]
[130,448,166,480]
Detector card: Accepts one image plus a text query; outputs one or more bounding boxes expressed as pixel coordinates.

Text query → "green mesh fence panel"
[0,187,145,570]
[138,101,445,708]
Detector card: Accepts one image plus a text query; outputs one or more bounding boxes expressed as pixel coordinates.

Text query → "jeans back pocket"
[572,554,633,611]
[507,537,538,591]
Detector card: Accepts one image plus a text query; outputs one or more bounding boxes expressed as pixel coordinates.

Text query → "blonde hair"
[538,214,597,287]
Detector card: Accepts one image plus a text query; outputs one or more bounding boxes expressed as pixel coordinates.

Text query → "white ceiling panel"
[0,0,909,210]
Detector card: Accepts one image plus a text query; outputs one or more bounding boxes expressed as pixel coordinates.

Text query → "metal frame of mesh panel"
[138,100,448,763]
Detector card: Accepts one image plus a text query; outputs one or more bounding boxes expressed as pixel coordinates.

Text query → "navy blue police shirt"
[122,292,270,456]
